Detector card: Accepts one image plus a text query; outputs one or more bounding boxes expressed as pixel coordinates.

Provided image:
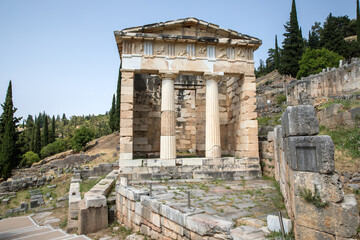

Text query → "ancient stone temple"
[114,18,262,180]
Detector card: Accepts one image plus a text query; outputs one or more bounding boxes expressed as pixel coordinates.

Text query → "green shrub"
[297,48,344,79]
[40,139,68,158]
[20,151,40,167]
[70,127,94,152]
[299,185,328,208]
[275,94,287,105]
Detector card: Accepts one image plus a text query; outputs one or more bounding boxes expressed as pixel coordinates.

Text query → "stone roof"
[114,17,261,46]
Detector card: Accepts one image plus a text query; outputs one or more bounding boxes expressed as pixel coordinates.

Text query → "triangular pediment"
[120,17,259,41]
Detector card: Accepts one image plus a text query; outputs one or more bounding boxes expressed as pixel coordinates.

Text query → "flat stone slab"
[230,225,266,240]
[185,213,234,235]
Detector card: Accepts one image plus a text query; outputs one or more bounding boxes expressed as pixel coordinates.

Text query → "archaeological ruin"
[114,17,263,181]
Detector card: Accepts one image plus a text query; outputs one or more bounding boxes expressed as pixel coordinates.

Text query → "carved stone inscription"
[295,146,317,172]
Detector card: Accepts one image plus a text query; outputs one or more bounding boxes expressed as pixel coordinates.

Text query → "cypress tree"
[274,35,280,70]
[279,0,304,77]
[26,115,35,152]
[34,115,41,154]
[0,81,21,179]
[357,0,360,44]
[42,113,49,147]
[109,94,116,132]
[50,115,56,143]
[114,66,121,132]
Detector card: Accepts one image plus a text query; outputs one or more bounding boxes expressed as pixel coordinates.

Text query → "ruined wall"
[273,105,359,240]
[286,59,360,106]
[133,74,229,157]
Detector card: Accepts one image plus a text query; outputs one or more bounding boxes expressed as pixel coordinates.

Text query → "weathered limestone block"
[294,171,344,203]
[295,194,359,238]
[78,200,108,234]
[350,106,360,120]
[185,213,234,236]
[281,105,319,137]
[296,224,336,240]
[266,215,292,234]
[284,135,334,173]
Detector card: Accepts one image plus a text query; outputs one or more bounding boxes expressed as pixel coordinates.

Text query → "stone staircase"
[0,216,90,240]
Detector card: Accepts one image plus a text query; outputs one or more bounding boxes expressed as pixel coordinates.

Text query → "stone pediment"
[115,17,261,45]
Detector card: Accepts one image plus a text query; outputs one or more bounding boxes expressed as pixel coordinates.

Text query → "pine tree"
[357,0,360,44]
[109,94,116,132]
[50,115,56,143]
[279,0,304,78]
[274,35,280,70]
[34,115,41,154]
[42,113,49,147]
[0,81,21,179]
[114,66,121,132]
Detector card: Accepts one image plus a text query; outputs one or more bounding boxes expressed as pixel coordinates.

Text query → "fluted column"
[204,74,221,158]
[159,72,178,159]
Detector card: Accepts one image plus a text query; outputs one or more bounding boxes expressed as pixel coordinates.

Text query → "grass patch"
[258,106,286,128]
[79,175,106,197]
[317,99,360,111]
[275,94,287,105]
[320,126,360,158]
[299,185,328,208]
[266,230,294,240]
[59,218,67,228]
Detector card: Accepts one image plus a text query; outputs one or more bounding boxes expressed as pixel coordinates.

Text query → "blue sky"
[0,0,356,119]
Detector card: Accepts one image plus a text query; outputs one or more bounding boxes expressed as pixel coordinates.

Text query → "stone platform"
[117,179,284,239]
[119,157,262,181]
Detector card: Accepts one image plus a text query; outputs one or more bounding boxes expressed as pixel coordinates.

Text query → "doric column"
[204,74,221,158]
[159,71,178,159]
[119,70,135,161]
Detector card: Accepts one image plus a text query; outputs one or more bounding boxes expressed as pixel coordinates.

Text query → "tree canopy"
[296,48,344,79]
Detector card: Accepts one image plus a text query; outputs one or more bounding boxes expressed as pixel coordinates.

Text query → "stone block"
[120,177,128,187]
[295,194,359,238]
[185,213,234,236]
[78,201,108,234]
[296,224,335,240]
[140,196,161,213]
[230,225,265,240]
[161,217,184,236]
[84,195,107,208]
[294,171,344,203]
[160,204,185,226]
[284,135,334,173]
[350,106,360,120]
[281,105,319,137]
[267,214,292,234]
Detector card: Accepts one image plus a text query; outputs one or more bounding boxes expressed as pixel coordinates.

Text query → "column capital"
[120,69,136,73]
[158,70,179,80]
[202,72,224,82]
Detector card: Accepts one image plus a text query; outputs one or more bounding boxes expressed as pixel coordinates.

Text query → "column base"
[206,145,221,158]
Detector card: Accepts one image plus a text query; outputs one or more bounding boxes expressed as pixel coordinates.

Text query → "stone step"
[0,216,90,240]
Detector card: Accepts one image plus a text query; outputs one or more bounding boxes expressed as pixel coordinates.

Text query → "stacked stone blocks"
[116,178,235,239]
[274,105,359,239]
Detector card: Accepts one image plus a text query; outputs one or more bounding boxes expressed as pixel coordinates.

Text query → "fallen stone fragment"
[267,214,292,234]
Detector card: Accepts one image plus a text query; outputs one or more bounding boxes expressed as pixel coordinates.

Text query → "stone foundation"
[119,157,261,181]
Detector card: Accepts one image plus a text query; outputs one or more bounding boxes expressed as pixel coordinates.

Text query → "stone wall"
[273,105,359,239]
[286,58,360,106]
[259,132,275,177]
[317,102,360,129]
[116,179,236,240]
